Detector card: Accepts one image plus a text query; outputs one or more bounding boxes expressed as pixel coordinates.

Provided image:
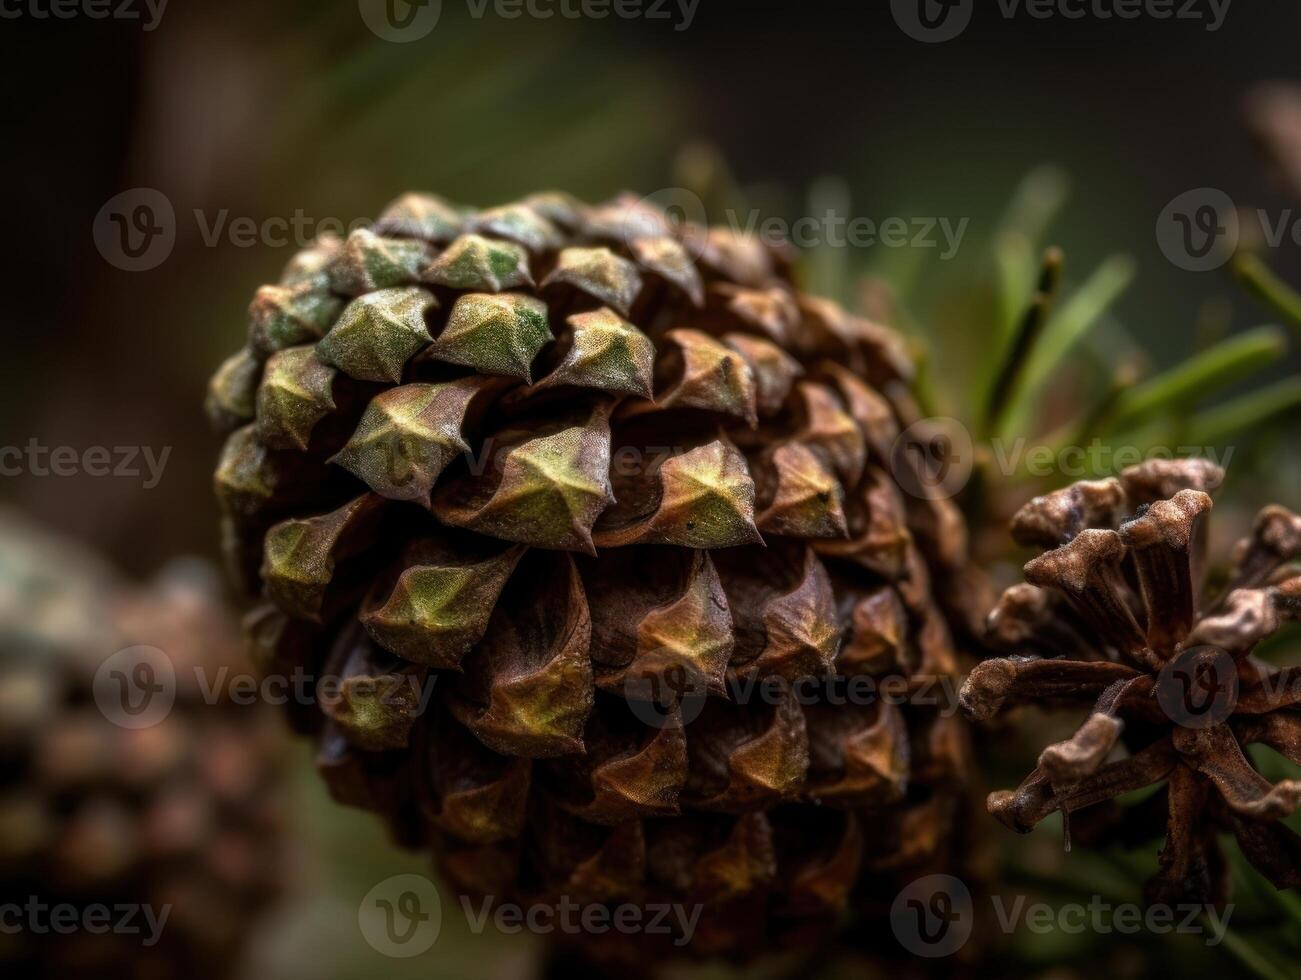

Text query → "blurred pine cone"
[962,459,1301,907]
[0,511,287,978]
[1246,82,1301,205]
[209,192,981,962]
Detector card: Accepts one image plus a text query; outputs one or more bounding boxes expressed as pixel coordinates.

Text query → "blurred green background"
[4,1,1301,976]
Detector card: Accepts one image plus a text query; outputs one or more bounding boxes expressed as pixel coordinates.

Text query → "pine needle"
[1105,327,1288,433]
[1233,252,1301,335]
[999,254,1136,439]
[1186,376,1301,445]
[985,248,1064,435]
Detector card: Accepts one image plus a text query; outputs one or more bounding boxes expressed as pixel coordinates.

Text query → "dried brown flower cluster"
[962,459,1301,906]
[0,511,287,978]
[208,191,979,960]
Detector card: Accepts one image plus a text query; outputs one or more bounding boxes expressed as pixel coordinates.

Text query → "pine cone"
[962,459,1301,907]
[209,192,978,960]
[0,511,287,978]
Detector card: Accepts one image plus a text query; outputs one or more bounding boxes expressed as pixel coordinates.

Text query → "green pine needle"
[1105,326,1288,432]
[999,254,1137,439]
[1186,376,1301,445]
[1217,930,1291,980]
[985,248,1064,433]
[1233,252,1301,335]
[998,165,1072,247]
[994,231,1037,344]
[992,166,1070,345]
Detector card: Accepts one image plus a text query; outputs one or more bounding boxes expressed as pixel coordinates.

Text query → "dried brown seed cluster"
[962,459,1301,907]
[0,512,287,979]
[210,192,979,960]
